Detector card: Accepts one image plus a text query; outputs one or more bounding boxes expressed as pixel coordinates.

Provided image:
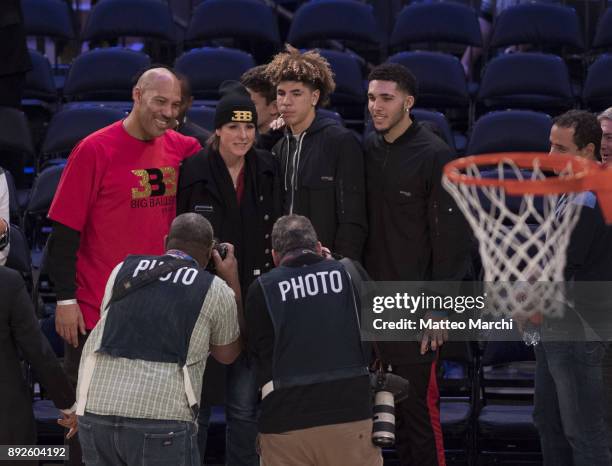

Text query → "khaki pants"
[258,419,382,466]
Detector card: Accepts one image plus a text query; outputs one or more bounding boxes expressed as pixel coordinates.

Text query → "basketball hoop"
[442,152,612,318]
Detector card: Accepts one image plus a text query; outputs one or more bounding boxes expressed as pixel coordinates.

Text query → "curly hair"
[265,44,335,107]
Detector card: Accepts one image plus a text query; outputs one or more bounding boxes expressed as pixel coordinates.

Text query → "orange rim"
[443,152,598,195]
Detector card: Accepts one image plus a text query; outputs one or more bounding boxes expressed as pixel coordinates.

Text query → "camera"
[371,371,410,447]
[207,241,228,273]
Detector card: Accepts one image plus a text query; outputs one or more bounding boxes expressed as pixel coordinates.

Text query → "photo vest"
[258,257,368,391]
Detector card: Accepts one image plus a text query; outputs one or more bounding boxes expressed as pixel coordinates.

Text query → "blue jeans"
[198,353,259,466]
[78,412,200,466]
[533,340,611,466]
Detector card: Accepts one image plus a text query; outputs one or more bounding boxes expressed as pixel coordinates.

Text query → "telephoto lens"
[372,390,395,447]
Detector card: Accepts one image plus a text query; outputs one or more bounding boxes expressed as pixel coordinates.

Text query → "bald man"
[47,66,201,465]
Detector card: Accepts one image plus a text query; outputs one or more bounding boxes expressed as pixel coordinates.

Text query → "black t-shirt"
[245,252,372,433]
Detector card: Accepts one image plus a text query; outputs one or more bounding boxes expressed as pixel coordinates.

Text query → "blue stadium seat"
[0,108,36,186]
[389,2,482,50]
[175,48,256,101]
[186,0,280,47]
[477,53,574,114]
[490,3,584,51]
[24,50,57,104]
[477,341,540,463]
[23,164,65,251]
[318,49,366,121]
[592,8,612,49]
[3,169,21,224]
[582,54,612,112]
[388,51,469,110]
[187,106,216,132]
[287,0,380,46]
[466,110,553,155]
[5,225,32,285]
[63,48,151,102]
[82,0,175,43]
[41,107,126,162]
[33,399,65,445]
[21,0,75,42]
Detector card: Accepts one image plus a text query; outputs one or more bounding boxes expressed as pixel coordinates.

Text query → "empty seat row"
[23,0,612,63]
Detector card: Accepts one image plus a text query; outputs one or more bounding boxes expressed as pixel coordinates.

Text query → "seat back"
[63,48,151,101]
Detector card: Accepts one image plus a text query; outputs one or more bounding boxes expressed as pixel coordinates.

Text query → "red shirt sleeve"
[48,138,107,232]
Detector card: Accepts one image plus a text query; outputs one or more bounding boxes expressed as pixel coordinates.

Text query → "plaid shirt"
[77,263,240,421]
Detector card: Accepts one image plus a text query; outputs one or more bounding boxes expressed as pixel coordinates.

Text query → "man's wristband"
[57,299,78,306]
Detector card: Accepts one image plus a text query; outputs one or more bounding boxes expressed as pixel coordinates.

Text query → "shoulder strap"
[105,258,190,310]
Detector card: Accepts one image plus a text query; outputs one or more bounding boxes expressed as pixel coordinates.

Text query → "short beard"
[373,110,405,135]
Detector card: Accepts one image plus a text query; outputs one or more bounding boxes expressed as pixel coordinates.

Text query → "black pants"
[63,331,89,466]
[393,357,446,466]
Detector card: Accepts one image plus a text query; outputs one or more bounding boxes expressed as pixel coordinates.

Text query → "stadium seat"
[582,54,612,112]
[466,110,553,155]
[63,48,151,102]
[186,0,281,48]
[33,399,65,445]
[389,2,482,50]
[21,0,75,42]
[588,7,612,49]
[0,108,36,186]
[318,49,366,122]
[175,48,256,101]
[439,342,478,465]
[489,3,584,52]
[3,169,22,224]
[5,224,32,286]
[477,53,574,114]
[187,106,216,132]
[41,107,126,163]
[388,51,469,110]
[477,341,540,464]
[24,50,57,104]
[82,0,175,43]
[287,0,380,47]
[23,164,65,251]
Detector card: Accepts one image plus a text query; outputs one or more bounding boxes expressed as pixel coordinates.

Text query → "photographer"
[177,81,282,465]
[245,215,382,466]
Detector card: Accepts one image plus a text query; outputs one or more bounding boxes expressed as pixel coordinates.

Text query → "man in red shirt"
[46,67,200,447]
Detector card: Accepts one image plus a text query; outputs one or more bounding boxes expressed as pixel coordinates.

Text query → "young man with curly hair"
[265,45,367,260]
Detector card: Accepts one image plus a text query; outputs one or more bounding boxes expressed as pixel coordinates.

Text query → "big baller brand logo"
[130,167,177,209]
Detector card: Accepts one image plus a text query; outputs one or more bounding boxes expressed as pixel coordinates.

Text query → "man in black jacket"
[265,45,367,260]
[364,63,471,466]
[245,215,382,466]
[0,267,77,462]
[175,73,211,146]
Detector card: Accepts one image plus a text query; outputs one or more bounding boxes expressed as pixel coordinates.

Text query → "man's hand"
[55,303,86,348]
[57,411,78,439]
[213,243,240,291]
[270,115,286,131]
[420,312,449,355]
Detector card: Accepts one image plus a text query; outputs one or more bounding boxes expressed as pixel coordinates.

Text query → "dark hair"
[368,63,418,99]
[265,45,335,107]
[166,213,214,258]
[271,215,318,257]
[241,65,276,104]
[131,63,176,87]
[553,110,602,161]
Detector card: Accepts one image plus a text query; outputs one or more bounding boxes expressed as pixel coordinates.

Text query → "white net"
[442,156,584,318]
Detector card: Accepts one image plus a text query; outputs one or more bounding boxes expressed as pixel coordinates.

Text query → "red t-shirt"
[48,121,201,329]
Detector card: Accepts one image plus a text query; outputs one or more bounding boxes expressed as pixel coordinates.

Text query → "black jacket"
[0,268,74,450]
[177,146,282,297]
[272,112,367,260]
[364,122,471,363]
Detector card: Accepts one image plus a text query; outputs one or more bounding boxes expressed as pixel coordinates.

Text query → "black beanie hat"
[214,81,258,129]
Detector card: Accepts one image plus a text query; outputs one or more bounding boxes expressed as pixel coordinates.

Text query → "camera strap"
[105,258,189,310]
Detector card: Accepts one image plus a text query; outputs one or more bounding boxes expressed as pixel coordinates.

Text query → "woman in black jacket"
[177,81,281,466]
